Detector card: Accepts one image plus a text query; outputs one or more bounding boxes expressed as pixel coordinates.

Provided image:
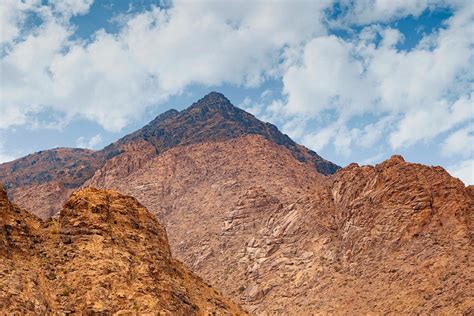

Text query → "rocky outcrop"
[0,186,246,315]
[0,92,338,219]
[0,184,50,313]
[251,156,473,314]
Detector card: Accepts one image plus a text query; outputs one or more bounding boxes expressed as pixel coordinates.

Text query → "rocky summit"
[1,92,473,314]
[0,185,246,314]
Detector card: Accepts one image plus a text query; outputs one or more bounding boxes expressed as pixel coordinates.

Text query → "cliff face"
[245,155,473,314]
[87,133,474,314]
[0,186,246,315]
[0,92,338,219]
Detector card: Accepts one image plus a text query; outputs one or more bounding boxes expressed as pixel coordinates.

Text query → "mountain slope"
[88,133,474,314]
[241,156,473,314]
[0,185,246,314]
[0,92,338,219]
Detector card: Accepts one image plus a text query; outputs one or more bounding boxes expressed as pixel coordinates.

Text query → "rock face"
[87,136,474,314]
[0,92,338,219]
[0,185,246,314]
[241,156,474,314]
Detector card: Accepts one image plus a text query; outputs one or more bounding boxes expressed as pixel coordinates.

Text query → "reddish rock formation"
[0,185,246,314]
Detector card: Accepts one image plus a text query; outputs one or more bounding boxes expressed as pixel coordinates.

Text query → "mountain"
[1,92,472,314]
[0,92,338,219]
[0,184,246,314]
[87,144,474,314]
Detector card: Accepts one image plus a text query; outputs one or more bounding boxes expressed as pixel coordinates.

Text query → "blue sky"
[0,0,473,184]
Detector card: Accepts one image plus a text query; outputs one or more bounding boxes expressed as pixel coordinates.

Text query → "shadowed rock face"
[0,92,338,219]
[0,186,246,315]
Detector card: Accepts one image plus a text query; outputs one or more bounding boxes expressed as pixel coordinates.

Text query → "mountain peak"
[116,92,339,175]
[188,91,233,113]
[0,92,339,218]
[194,91,231,106]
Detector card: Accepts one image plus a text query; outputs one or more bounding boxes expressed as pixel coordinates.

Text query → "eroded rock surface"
[89,144,474,314]
[0,185,246,315]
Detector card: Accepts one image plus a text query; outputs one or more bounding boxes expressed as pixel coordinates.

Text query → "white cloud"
[0,0,38,45]
[302,124,337,152]
[337,0,439,25]
[448,159,474,185]
[283,35,370,117]
[441,125,474,157]
[0,0,333,132]
[49,0,94,17]
[0,0,93,46]
[76,134,102,149]
[279,0,473,153]
[301,116,394,157]
[389,94,473,148]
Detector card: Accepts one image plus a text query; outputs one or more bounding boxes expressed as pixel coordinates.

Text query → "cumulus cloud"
[76,133,102,149]
[300,115,394,156]
[336,0,441,25]
[448,159,474,185]
[0,0,38,45]
[279,0,473,153]
[441,125,474,157]
[0,0,332,131]
[390,95,473,148]
[49,0,94,17]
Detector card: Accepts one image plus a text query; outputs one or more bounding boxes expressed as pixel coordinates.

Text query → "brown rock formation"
[0,185,246,314]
